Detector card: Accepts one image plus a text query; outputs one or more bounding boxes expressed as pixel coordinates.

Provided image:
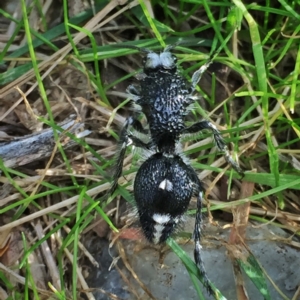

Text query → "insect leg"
[109,116,151,196]
[193,189,214,295]
[182,121,243,175]
[190,60,213,92]
[127,84,141,102]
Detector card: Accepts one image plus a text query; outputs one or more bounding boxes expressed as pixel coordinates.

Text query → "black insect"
[109,44,243,293]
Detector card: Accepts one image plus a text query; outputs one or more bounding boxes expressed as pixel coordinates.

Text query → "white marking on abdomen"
[152,213,170,244]
[153,224,164,244]
[158,179,173,191]
[153,213,170,224]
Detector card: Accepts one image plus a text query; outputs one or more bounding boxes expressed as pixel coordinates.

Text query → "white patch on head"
[145,52,160,69]
[159,52,175,69]
[158,179,173,191]
[145,52,175,70]
[153,213,170,224]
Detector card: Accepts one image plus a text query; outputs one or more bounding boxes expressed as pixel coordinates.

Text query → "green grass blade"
[167,238,227,300]
[136,0,166,47]
[238,254,271,300]
[232,0,281,207]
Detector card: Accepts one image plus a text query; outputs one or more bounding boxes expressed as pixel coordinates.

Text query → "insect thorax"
[137,71,192,152]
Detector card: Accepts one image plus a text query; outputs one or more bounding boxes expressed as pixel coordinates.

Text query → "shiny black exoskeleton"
[109,44,243,293]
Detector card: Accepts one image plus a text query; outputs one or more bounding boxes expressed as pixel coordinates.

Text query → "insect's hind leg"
[109,116,151,196]
[193,188,214,295]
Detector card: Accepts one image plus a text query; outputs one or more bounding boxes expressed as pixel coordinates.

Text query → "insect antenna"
[111,43,152,54]
[163,40,182,52]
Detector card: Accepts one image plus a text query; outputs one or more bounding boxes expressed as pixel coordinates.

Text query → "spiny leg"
[126,85,149,135]
[127,84,141,102]
[193,190,214,295]
[109,116,151,196]
[182,120,243,175]
[191,47,230,92]
[190,60,213,92]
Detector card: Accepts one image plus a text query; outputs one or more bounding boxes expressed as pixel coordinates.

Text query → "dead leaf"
[0,229,11,257]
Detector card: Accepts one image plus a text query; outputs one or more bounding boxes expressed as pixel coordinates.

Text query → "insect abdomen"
[133,153,199,244]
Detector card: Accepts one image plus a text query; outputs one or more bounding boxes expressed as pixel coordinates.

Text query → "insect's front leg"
[182,120,243,175]
[126,84,141,101]
[190,60,212,92]
[109,116,151,196]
